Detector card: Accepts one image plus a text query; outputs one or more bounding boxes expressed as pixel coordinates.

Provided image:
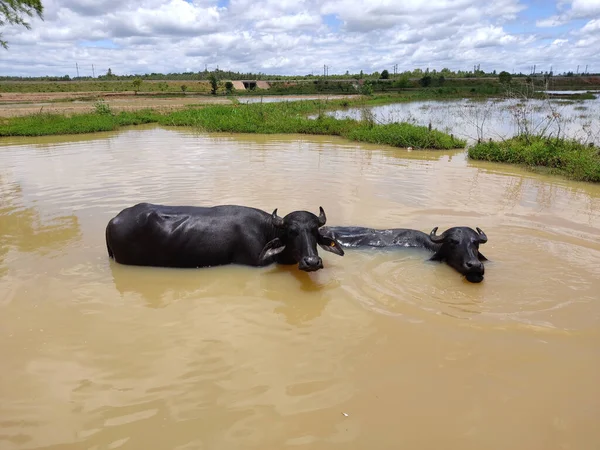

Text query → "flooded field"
[323,95,600,145]
[1,126,599,449]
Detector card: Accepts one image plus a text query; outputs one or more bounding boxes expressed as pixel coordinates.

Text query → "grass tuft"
[468,136,600,182]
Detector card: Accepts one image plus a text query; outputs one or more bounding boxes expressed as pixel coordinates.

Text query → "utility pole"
[92,64,95,78]
[585,64,588,74]
[75,62,79,78]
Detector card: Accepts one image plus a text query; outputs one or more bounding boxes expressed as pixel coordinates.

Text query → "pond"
[1,126,599,449]
[320,96,600,145]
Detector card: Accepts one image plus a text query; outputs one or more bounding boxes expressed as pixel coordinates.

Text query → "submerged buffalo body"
[319,225,489,282]
[106,203,344,272]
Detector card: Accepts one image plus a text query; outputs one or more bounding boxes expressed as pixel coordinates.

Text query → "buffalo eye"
[448,238,460,246]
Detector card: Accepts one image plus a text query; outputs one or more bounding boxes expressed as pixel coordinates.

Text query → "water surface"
[322,96,600,145]
[1,126,599,449]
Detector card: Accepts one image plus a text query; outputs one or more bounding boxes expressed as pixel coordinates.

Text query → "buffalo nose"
[465,260,483,271]
[300,256,323,270]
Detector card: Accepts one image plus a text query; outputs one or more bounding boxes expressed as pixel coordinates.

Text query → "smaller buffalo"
[319,225,489,283]
[106,203,345,272]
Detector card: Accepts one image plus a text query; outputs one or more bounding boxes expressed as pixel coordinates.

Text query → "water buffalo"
[319,225,489,282]
[106,203,345,272]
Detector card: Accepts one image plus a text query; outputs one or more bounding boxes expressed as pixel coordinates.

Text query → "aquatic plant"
[469,136,600,182]
[467,80,600,182]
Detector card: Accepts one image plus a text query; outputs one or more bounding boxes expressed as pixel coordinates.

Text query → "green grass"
[0,98,465,150]
[0,80,212,94]
[346,123,464,149]
[0,110,162,136]
[468,136,600,182]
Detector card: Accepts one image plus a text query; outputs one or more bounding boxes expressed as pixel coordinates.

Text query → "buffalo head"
[259,207,345,272]
[429,226,488,283]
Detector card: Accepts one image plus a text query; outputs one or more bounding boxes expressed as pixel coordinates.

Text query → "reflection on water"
[108,260,338,325]
[0,177,81,278]
[322,96,600,145]
[0,126,599,449]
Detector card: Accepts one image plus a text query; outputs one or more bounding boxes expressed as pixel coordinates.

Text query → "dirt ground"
[0,92,357,117]
[0,91,233,117]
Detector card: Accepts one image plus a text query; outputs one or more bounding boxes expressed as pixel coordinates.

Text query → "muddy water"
[1,126,599,450]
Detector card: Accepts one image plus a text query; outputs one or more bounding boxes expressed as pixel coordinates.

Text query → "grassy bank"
[0,97,466,150]
[0,109,161,136]
[468,136,600,182]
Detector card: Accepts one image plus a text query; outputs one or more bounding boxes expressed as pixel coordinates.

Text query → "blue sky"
[1,0,599,77]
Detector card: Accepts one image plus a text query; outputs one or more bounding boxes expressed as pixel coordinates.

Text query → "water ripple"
[1,126,600,449]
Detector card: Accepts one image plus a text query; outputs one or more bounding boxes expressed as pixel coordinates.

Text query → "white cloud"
[459,26,518,49]
[255,13,322,31]
[567,0,600,18]
[537,0,600,27]
[320,0,525,32]
[536,16,567,27]
[580,18,600,33]
[0,0,597,77]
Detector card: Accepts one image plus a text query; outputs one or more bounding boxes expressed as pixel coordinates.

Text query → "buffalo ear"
[478,252,488,262]
[317,234,345,257]
[318,206,327,227]
[258,238,286,263]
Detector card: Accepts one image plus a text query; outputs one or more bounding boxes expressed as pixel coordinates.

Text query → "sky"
[0,0,599,78]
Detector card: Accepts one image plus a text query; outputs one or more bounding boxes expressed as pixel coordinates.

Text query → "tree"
[419,75,432,87]
[498,70,512,84]
[208,73,218,95]
[393,76,410,89]
[380,69,389,79]
[1,0,44,49]
[132,77,142,94]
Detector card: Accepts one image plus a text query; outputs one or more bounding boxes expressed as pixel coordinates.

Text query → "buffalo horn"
[476,227,488,243]
[429,226,446,243]
[271,209,285,228]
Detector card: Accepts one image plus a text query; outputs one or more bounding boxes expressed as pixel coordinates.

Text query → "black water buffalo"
[319,225,489,282]
[106,203,345,272]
